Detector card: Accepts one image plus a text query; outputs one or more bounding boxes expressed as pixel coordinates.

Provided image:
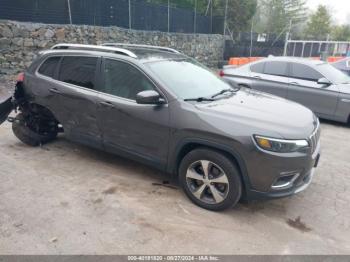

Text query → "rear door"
[96,58,170,169]
[250,61,289,98]
[287,62,339,117]
[36,55,103,147]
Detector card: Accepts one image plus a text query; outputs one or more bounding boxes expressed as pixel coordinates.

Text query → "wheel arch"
[170,139,251,196]
[24,102,59,123]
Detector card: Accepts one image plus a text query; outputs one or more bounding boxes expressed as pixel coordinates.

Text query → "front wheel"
[179,148,242,211]
[12,113,58,147]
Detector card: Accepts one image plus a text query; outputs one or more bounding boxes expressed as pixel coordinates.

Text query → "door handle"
[49,88,61,94]
[253,75,261,79]
[290,82,299,85]
[99,101,115,108]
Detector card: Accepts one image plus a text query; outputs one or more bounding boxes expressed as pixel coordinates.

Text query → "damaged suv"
[0,43,321,211]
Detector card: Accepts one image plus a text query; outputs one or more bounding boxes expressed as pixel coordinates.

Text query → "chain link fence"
[0,0,225,34]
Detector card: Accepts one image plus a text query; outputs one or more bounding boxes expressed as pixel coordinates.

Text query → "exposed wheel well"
[175,143,247,197]
[17,102,62,134]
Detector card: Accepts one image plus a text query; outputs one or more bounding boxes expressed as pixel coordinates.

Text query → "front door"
[97,58,170,169]
[287,62,339,117]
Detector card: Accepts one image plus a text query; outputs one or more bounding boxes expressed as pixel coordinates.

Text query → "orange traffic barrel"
[228,57,239,66]
[239,57,249,65]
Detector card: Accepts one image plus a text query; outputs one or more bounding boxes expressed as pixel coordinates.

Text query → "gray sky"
[307,0,350,24]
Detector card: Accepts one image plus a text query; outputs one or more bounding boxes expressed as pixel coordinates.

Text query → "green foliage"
[216,0,258,34]
[147,0,257,34]
[304,5,332,40]
[256,0,307,35]
[331,25,350,41]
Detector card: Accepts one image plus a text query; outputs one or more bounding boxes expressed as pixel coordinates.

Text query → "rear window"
[250,62,265,73]
[264,61,288,77]
[291,63,323,82]
[38,57,60,78]
[58,56,98,89]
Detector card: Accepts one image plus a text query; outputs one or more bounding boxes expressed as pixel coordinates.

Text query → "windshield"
[317,63,350,84]
[145,59,232,100]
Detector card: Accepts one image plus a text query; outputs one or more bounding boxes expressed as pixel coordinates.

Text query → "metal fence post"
[67,0,72,25]
[249,19,253,57]
[194,0,197,33]
[224,0,228,35]
[129,0,131,29]
[210,0,213,34]
[168,0,170,33]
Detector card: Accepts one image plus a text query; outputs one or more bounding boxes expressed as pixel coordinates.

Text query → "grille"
[309,122,321,153]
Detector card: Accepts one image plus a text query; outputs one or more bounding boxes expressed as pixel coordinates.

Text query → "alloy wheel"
[185,160,229,204]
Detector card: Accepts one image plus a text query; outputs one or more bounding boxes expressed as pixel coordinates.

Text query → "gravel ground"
[0,82,349,255]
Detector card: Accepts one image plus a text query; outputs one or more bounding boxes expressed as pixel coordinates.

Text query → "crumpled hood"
[195,88,317,139]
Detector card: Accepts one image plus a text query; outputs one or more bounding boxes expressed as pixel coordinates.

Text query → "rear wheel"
[179,148,242,211]
[12,113,58,147]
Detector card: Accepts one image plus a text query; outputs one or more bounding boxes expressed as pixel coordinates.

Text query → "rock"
[0,37,11,47]
[0,25,13,38]
[44,29,55,38]
[23,38,34,47]
[12,38,24,46]
[55,28,65,40]
[49,237,58,243]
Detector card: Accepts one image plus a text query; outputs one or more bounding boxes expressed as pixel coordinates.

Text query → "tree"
[255,0,307,35]
[213,0,258,34]
[332,25,350,41]
[147,0,258,34]
[304,5,332,40]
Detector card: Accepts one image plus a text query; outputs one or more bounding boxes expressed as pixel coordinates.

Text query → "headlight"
[254,135,309,153]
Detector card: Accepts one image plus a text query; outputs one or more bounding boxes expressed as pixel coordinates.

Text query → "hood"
[195,88,317,139]
[337,83,350,95]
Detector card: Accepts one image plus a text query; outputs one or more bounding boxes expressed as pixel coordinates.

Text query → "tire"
[12,113,57,147]
[179,148,242,211]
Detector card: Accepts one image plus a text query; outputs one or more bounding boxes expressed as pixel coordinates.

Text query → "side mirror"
[136,90,165,105]
[317,77,331,86]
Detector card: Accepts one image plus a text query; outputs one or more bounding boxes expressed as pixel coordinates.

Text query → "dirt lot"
[0,83,350,254]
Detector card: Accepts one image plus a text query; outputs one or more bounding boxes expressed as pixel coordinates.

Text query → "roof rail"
[51,44,137,58]
[101,43,181,54]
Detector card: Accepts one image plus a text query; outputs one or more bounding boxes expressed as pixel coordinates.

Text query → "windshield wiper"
[211,88,238,99]
[184,97,215,102]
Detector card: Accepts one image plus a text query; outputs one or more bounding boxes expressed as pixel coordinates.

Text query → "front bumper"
[245,141,321,201]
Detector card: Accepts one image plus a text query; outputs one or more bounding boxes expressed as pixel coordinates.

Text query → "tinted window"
[146,59,232,100]
[317,63,350,84]
[250,62,265,73]
[264,61,288,77]
[102,59,155,100]
[38,56,60,78]
[291,63,323,82]
[58,56,97,89]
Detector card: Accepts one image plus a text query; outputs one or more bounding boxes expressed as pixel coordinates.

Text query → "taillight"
[17,72,25,82]
[219,70,225,77]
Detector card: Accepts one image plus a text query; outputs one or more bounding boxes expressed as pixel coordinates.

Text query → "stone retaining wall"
[0,20,224,76]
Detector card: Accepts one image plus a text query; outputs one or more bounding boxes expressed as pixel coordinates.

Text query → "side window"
[102,59,155,100]
[58,56,98,89]
[250,62,265,74]
[291,63,323,82]
[38,56,60,78]
[264,61,288,77]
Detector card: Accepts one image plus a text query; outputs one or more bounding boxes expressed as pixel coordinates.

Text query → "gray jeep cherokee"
[0,43,321,211]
